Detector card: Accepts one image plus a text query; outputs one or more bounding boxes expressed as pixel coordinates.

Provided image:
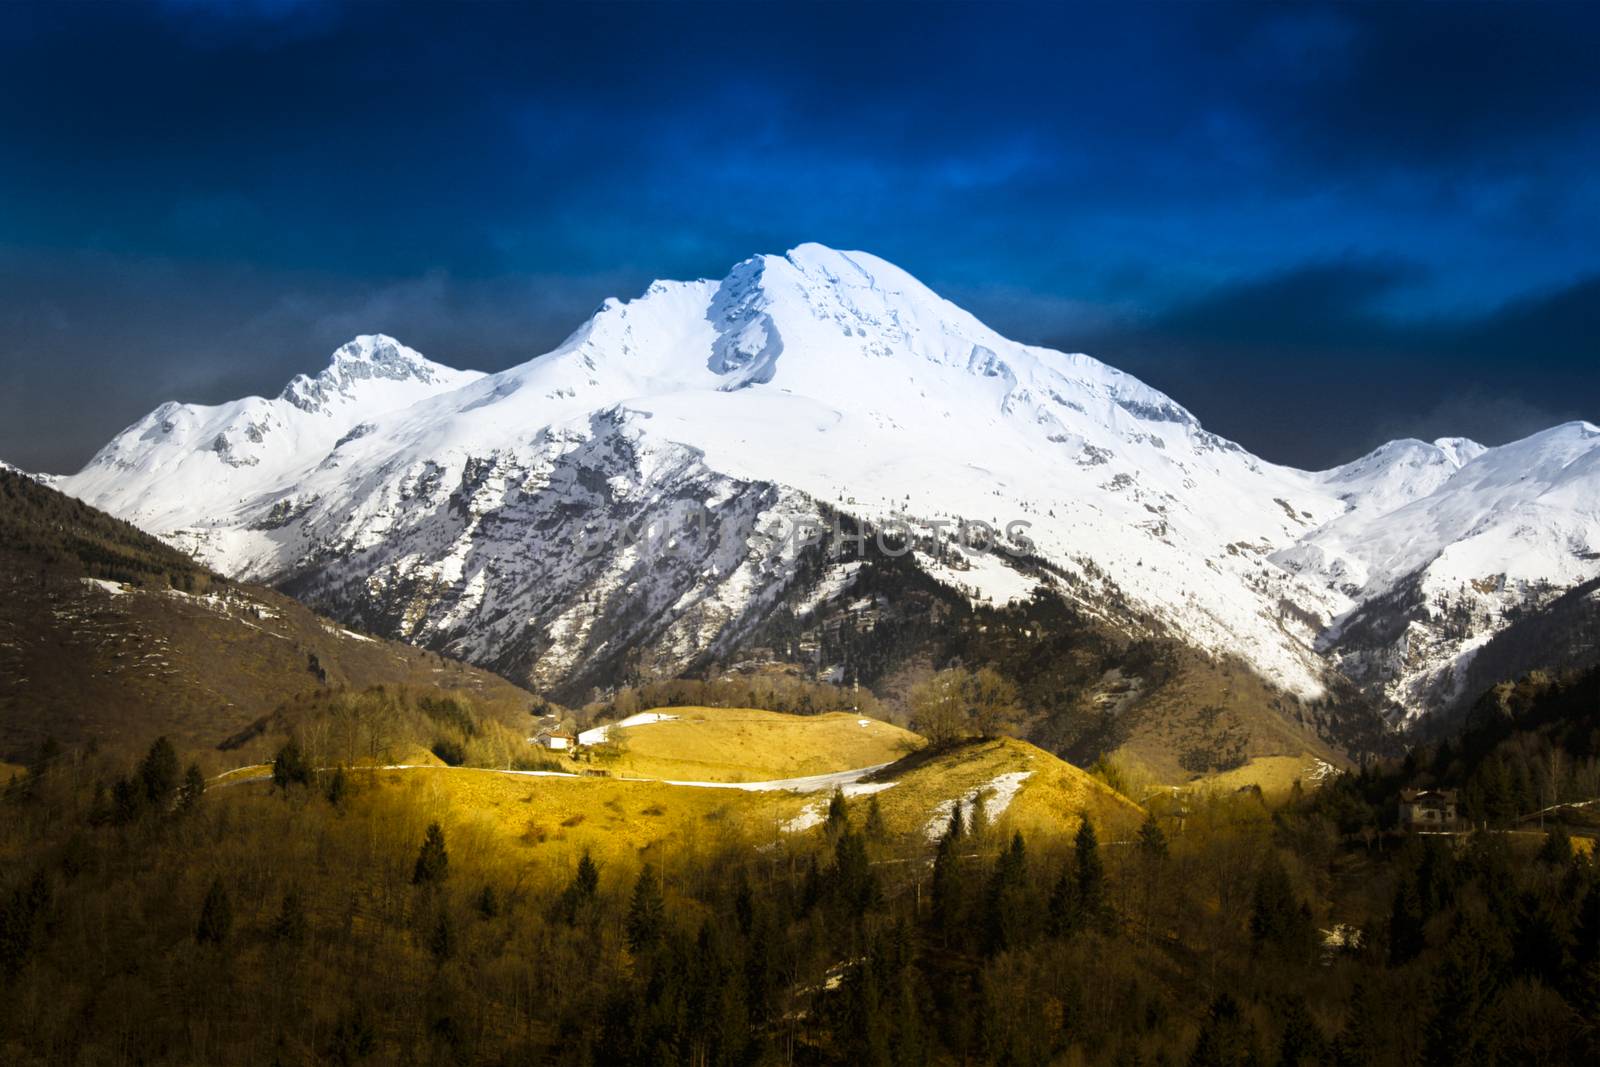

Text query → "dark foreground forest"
[4,666,1600,1066]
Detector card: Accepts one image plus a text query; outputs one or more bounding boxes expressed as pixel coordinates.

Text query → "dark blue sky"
[2,1,1596,473]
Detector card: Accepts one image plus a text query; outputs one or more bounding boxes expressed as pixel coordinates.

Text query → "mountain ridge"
[38,244,1600,733]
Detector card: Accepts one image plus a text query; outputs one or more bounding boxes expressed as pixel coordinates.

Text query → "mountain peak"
[1431,436,1487,466]
[782,242,884,278]
[776,243,945,305]
[280,335,467,413]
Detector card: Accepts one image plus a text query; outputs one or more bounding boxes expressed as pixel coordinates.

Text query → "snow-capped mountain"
[67,334,482,533]
[1280,421,1600,712]
[54,245,1600,721]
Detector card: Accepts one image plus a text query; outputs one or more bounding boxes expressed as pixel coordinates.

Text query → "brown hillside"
[0,469,535,761]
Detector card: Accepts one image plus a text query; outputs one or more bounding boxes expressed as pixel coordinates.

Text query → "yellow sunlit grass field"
[1186,753,1336,801]
[213,708,1146,886]
[313,718,1145,877]
[596,705,922,782]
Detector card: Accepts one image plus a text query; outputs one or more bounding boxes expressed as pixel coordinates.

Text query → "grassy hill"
[237,718,1144,874]
[1086,647,1352,785]
[860,736,1144,841]
[594,705,922,782]
[1179,753,1338,801]
[0,468,536,763]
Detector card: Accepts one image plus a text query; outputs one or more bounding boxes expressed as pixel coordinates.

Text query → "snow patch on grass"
[658,761,895,794]
[923,770,1033,841]
[79,578,130,596]
[577,711,679,746]
[783,802,824,833]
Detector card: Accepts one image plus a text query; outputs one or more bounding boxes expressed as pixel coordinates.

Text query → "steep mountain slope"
[52,245,1600,733]
[1426,576,1600,730]
[0,467,534,761]
[1280,422,1600,715]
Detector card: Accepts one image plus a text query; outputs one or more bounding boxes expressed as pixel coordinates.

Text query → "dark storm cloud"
[1063,264,1599,468]
[1260,3,1600,167]
[0,247,636,473]
[0,1,1596,473]
[1155,260,1426,349]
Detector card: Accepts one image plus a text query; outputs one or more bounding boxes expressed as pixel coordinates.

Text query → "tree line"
[4,716,1600,1064]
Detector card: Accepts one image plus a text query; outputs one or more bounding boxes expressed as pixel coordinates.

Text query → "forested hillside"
[3,718,1596,1065]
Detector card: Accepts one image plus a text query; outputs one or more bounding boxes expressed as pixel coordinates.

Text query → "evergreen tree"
[626,866,665,952]
[982,831,1027,955]
[1250,854,1312,960]
[1537,824,1573,866]
[138,736,180,808]
[196,877,232,944]
[87,781,112,827]
[178,763,205,812]
[829,830,878,917]
[574,851,600,899]
[1569,880,1600,1016]
[271,740,312,792]
[1574,880,1600,969]
[744,910,780,1025]
[475,885,500,919]
[1473,754,1517,825]
[111,775,142,824]
[1511,886,1566,984]
[1331,978,1383,1067]
[1275,994,1324,1067]
[0,873,50,979]
[428,909,455,960]
[1387,876,1425,967]
[1075,814,1106,931]
[1424,909,1506,1065]
[733,876,754,936]
[1510,757,1535,818]
[969,790,988,839]
[271,888,308,945]
[840,949,892,1067]
[1048,863,1081,937]
[412,822,449,886]
[559,851,600,923]
[1188,992,1258,1067]
[325,766,348,808]
[864,794,887,842]
[891,964,928,1067]
[931,826,962,941]
[801,854,824,913]
[1137,811,1168,859]
[947,799,966,841]
[826,786,850,838]
[1415,837,1458,917]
